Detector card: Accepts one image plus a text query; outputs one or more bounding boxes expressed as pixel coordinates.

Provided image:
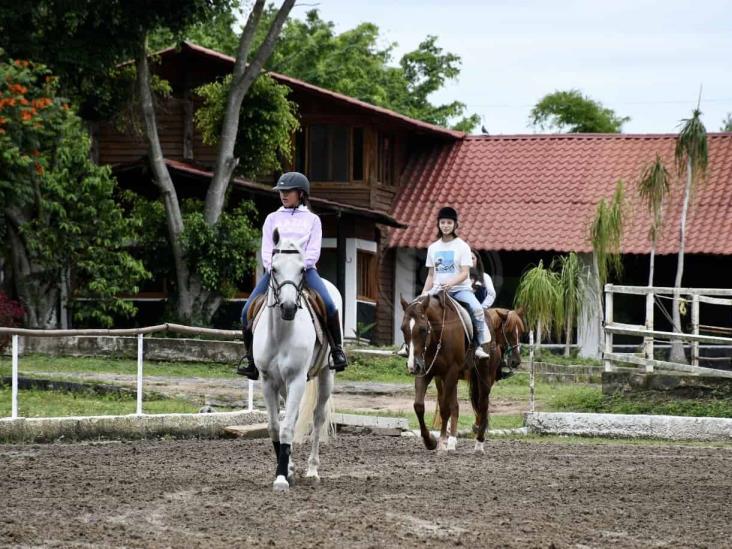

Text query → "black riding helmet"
[436,206,458,224]
[273,171,310,195]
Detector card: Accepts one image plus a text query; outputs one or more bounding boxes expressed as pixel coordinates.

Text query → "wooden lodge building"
[95,42,732,349]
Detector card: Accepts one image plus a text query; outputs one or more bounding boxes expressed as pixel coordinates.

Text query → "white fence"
[603,284,732,378]
[0,324,254,420]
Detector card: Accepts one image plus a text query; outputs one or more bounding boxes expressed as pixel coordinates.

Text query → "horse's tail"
[293,374,334,444]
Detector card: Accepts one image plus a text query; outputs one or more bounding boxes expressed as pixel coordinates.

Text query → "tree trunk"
[670,158,692,364]
[204,0,296,225]
[647,240,656,287]
[136,36,196,322]
[536,319,543,351]
[592,251,604,357]
[6,221,58,328]
[564,316,572,356]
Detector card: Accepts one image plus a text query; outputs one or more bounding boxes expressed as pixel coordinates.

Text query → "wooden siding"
[309,184,371,209]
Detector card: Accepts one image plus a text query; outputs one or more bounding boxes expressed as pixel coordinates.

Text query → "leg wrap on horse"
[276,443,291,478]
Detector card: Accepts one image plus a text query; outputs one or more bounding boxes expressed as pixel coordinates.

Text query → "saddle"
[247,289,330,379]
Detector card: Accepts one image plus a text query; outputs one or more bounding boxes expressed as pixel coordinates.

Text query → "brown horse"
[400,292,499,452]
[487,307,526,371]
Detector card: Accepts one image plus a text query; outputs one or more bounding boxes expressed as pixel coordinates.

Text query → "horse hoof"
[273,475,290,492]
[447,436,457,451]
[424,437,438,451]
[305,468,320,482]
[474,441,485,454]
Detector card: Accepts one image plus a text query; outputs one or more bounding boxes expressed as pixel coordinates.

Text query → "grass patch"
[337,353,412,383]
[0,387,198,417]
[0,355,235,379]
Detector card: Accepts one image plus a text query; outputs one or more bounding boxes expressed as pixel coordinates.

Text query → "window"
[308,124,349,182]
[377,132,394,186]
[357,250,378,301]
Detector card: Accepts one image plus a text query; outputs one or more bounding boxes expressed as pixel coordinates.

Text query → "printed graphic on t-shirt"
[434,251,456,274]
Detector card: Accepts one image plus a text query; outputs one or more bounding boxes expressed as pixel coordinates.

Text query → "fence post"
[691,294,700,367]
[136,333,144,415]
[529,330,535,413]
[644,289,654,372]
[11,334,18,419]
[603,286,614,372]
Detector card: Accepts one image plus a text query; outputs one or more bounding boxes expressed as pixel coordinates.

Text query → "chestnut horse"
[487,307,526,371]
[400,292,499,452]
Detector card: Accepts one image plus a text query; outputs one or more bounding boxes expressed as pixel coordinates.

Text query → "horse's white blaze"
[447,436,457,451]
[474,441,485,453]
[515,327,521,354]
[407,318,416,373]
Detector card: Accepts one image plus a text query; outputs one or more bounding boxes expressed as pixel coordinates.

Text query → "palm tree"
[589,180,625,356]
[637,155,671,286]
[670,108,708,363]
[514,260,563,350]
[552,252,593,356]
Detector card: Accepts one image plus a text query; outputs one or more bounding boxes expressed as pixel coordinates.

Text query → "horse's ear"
[273,227,280,246]
[400,295,410,311]
[419,294,431,309]
[496,309,509,322]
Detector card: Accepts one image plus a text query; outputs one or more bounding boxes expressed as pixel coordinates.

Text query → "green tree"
[170,7,479,131]
[0,55,148,328]
[1,0,297,325]
[670,108,708,363]
[637,155,671,287]
[530,89,630,133]
[514,260,563,348]
[588,180,626,357]
[721,113,732,132]
[552,252,593,357]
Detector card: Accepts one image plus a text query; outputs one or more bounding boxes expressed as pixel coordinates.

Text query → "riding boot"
[236,324,259,380]
[325,312,348,372]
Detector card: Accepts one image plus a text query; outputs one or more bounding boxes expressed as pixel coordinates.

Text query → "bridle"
[268,248,306,309]
[405,295,447,377]
[501,317,522,362]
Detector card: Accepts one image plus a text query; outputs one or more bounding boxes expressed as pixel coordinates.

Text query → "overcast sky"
[281,0,732,135]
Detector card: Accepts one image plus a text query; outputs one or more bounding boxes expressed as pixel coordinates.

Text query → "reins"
[268,248,306,309]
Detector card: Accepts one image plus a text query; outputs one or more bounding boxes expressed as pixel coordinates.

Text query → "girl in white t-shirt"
[420,207,490,359]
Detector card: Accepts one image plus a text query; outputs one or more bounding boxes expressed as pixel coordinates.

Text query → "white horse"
[253,229,337,491]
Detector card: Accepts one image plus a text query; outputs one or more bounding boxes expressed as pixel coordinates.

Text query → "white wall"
[393,247,418,345]
[577,252,602,358]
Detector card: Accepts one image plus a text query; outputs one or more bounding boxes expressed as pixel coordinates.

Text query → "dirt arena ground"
[1,435,730,548]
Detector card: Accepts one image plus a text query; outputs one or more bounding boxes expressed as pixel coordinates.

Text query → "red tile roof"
[387,133,732,254]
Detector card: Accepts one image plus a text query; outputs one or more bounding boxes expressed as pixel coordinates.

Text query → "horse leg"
[273,373,308,492]
[474,359,494,453]
[414,374,437,450]
[261,378,283,469]
[439,374,459,451]
[431,378,443,430]
[307,369,334,481]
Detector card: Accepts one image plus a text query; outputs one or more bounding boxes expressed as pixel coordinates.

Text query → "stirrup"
[474,346,490,359]
[236,356,259,380]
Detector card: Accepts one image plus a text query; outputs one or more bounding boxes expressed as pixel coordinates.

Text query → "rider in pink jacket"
[236,172,348,380]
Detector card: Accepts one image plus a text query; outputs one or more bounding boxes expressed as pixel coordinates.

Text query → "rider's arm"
[482,273,496,308]
[261,214,275,271]
[302,215,322,269]
[421,267,435,295]
[442,265,469,290]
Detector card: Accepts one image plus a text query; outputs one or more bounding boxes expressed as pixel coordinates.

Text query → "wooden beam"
[606,322,732,345]
[604,352,732,378]
[606,284,732,297]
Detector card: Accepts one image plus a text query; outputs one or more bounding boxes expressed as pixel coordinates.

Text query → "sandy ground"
[1,435,730,548]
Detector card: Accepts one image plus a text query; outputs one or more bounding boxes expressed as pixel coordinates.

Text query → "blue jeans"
[241,268,337,325]
[448,288,489,345]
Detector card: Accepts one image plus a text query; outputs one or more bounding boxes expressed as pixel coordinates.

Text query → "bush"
[0,292,24,351]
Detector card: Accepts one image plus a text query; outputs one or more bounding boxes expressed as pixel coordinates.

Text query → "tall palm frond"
[589,180,625,286]
[514,260,563,341]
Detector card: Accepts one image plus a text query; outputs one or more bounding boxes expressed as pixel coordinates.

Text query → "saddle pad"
[445,294,473,342]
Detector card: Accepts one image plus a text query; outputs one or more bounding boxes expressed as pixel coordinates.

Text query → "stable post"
[247,379,254,412]
[136,333,144,415]
[603,287,614,372]
[529,330,535,413]
[691,294,700,367]
[644,290,654,371]
[11,334,18,419]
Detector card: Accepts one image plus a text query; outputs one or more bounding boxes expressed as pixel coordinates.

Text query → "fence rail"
[2,325,251,420]
[603,284,732,375]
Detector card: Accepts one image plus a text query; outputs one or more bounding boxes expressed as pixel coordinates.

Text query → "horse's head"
[502,308,526,369]
[400,294,434,374]
[269,228,307,321]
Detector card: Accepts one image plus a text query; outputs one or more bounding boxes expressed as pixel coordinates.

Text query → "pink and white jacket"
[260,205,322,271]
